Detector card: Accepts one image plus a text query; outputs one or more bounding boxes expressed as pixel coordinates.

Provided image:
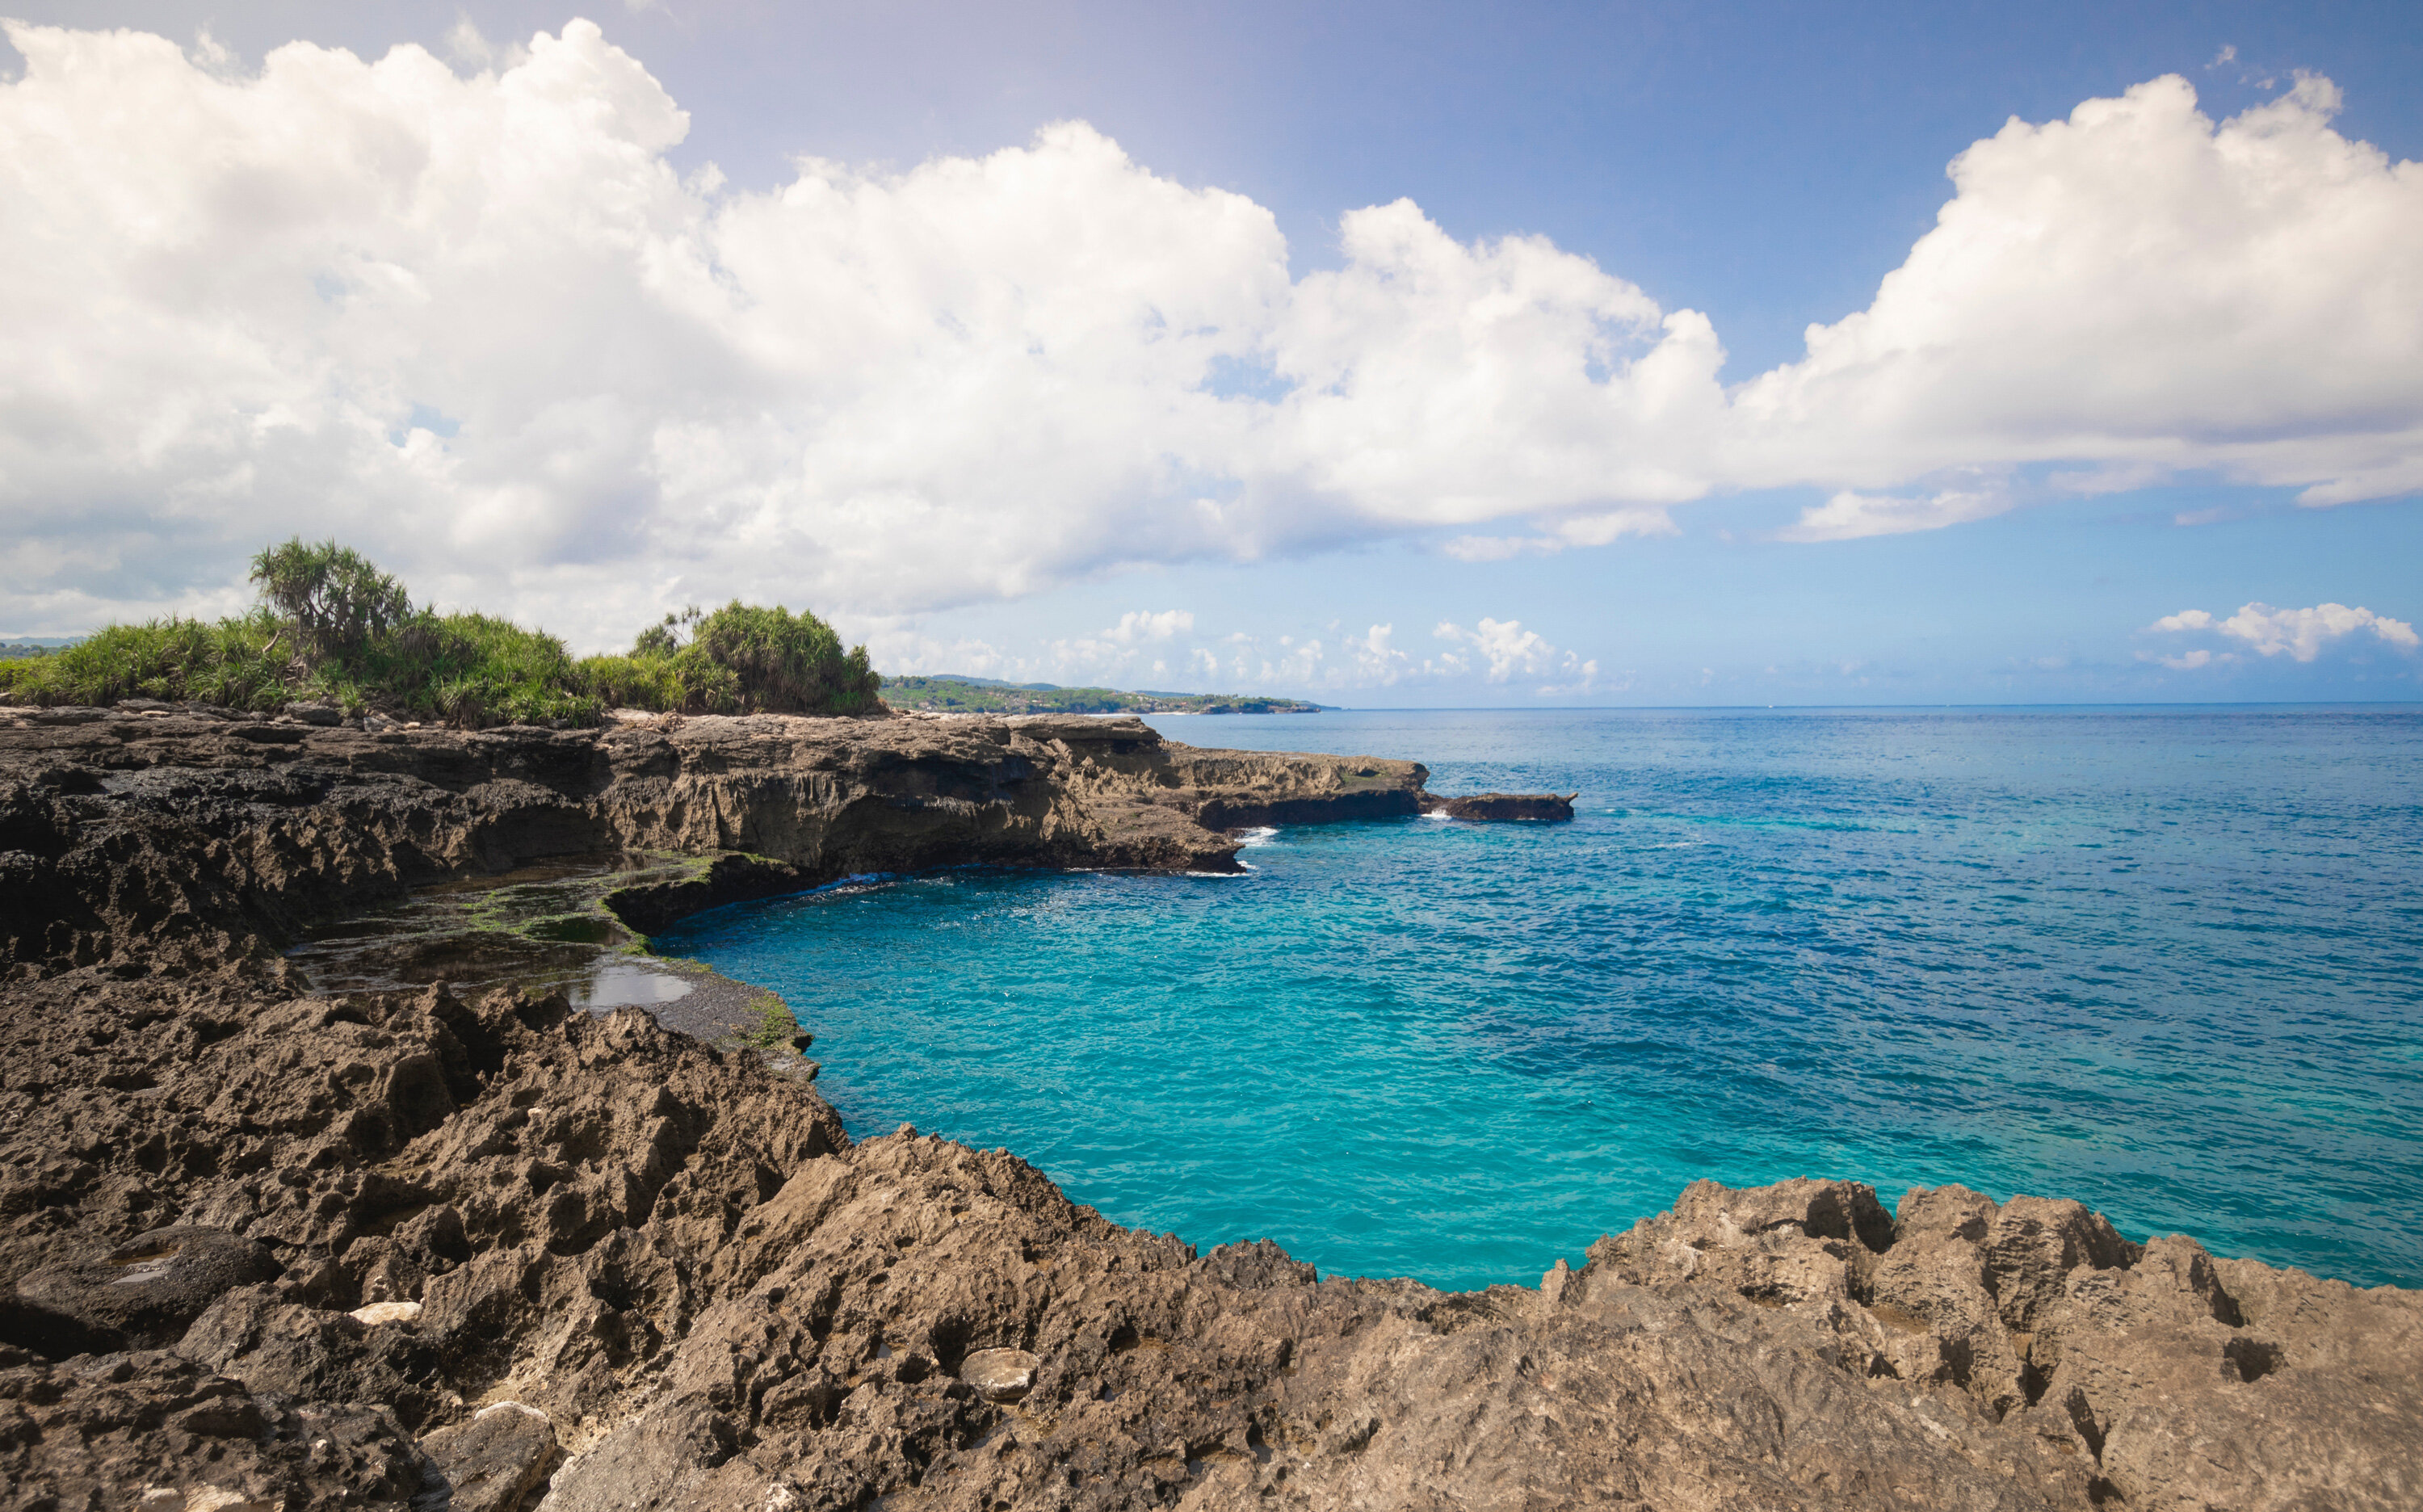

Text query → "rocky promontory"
[0,708,1426,976]
[2,706,2416,1510]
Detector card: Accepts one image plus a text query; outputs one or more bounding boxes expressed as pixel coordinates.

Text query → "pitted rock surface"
[0,1343,431,1510]
[14,1225,277,1354]
[0,710,2416,1510]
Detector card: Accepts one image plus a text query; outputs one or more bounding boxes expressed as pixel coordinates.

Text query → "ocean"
[657,706,2423,1292]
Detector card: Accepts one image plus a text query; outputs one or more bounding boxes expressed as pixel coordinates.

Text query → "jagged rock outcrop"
[1577,1178,2423,1509]
[0,706,1428,976]
[1,708,2415,1510]
[423,1402,561,1512]
[12,963,2416,1510]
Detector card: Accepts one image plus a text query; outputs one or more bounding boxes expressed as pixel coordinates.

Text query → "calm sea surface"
[660,707,2423,1292]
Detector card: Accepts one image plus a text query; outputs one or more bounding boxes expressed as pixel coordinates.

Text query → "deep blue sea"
[660,708,2423,1292]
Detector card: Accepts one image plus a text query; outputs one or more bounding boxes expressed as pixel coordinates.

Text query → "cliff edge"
[0,707,1426,976]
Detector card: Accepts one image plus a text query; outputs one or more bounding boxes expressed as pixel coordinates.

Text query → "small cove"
[659,707,2423,1292]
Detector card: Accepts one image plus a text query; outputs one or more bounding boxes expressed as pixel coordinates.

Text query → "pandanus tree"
[249,538,414,664]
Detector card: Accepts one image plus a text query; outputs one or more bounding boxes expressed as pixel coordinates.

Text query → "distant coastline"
[883,671,1325,716]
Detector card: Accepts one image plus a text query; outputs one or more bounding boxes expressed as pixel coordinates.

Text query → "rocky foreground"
[0,705,2416,1510]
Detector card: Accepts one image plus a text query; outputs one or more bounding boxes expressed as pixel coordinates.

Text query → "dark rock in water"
[0,706,2415,1510]
[1425,790,1577,821]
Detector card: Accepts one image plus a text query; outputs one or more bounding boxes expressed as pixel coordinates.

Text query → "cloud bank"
[3,19,2419,645]
[2146,602,2421,666]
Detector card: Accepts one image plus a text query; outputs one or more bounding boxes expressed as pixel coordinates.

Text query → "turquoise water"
[661,708,2423,1292]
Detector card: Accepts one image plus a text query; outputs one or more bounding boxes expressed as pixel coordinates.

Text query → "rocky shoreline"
[2,706,2416,1510]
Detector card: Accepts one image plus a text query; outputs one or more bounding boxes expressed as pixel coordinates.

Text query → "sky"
[2,1,2419,704]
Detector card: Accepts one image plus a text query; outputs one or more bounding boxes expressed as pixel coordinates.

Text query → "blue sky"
[4,2,2419,703]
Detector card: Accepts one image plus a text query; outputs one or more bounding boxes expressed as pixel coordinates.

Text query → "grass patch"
[733,991,809,1054]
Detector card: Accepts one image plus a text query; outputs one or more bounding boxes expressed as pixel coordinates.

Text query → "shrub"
[687,601,881,715]
[631,606,699,659]
[324,611,599,728]
[578,601,880,716]
[576,651,741,715]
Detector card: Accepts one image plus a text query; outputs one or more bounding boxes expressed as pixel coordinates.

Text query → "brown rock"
[0,708,1430,974]
[0,1345,428,1510]
[12,1227,277,1353]
[422,1400,556,1512]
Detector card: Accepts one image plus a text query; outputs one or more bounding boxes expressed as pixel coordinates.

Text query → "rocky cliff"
[0,707,1426,976]
[1,706,2415,1511]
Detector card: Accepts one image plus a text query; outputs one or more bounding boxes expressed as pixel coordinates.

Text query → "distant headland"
[882,672,1326,716]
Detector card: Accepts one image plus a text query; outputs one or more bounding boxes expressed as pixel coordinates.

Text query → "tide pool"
[659,707,2423,1292]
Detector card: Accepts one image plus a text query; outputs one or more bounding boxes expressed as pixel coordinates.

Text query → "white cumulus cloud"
[1434,618,1598,691]
[1777,483,2013,542]
[1,19,2419,639]
[1107,610,1195,644]
[1732,74,2423,514]
[2148,602,2420,662]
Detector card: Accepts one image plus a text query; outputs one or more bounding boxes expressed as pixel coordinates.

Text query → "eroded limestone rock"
[0,1343,429,1509]
[422,1401,556,1512]
[0,708,1430,975]
[12,1226,277,1354]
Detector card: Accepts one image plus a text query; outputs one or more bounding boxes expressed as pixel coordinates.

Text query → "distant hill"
[883,674,1325,716]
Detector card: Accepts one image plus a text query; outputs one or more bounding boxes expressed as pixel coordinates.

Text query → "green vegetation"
[250,539,411,662]
[0,540,881,727]
[883,674,1323,716]
[583,601,880,717]
[1,611,300,714]
[733,990,809,1055]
